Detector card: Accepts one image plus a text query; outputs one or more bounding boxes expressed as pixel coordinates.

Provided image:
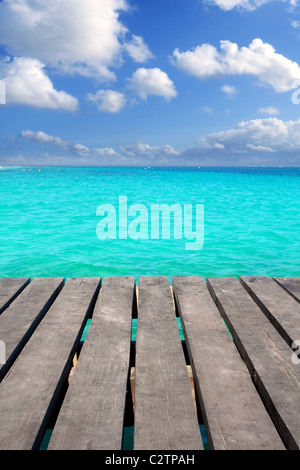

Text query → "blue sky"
[1,0,300,166]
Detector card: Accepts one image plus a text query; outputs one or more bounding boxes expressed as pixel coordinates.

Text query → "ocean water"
[0,166,299,279]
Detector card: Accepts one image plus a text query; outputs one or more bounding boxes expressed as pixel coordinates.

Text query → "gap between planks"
[67,283,199,420]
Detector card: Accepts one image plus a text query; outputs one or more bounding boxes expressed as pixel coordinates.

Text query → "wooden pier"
[0,275,299,451]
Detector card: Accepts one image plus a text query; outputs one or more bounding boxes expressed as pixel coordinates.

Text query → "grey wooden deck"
[0,275,299,450]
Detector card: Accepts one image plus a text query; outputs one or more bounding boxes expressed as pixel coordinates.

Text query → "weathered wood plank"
[0,277,65,381]
[134,276,203,450]
[172,276,285,450]
[0,277,31,315]
[273,277,300,304]
[240,276,300,348]
[48,276,135,450]
[207,276,300,450]
[0,277,101,450]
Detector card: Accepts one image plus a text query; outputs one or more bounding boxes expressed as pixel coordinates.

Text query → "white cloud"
[18,130,180,165]
[0,0,152,82]
[73,143,90,156]
[172,38,300,92]
[246,143,276,152]
[258,106,280,115]
[221,84,237,96]
[88,68,179,111]
[291,20,300,28]
[94,147,117,157]
[124,35,154,63]
[197,117,300,154]
[20,130,89,155]
[203,106,214,114]
[205,0,291,11]
[214,143,226,149]
[127,67,177,101]
[0,57,78,111]
[20,130,69,149]
[119,142,179,159]
[88,89,127,113]
[172,43,222,79]
[10,119,300,166]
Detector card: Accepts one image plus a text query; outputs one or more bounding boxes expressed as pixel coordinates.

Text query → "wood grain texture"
[1,276,298,451]
[134,276,203,450]
[273,277,300,304]
[0,277,101,450]
[172,276,285,450]
[207,276,300,450]
[0,277,64,381]
[48,276,135,450]
[241,276,300,348]
[0,277,31,315]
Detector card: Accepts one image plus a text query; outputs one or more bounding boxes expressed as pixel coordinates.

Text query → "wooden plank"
[0,277,65,381]
[0,277,101,450]
[134,276,203,450]
[0,277,31,314]
[48,276,135,450]
[273,277,300,304]
[241,276,300,348]
[207,276,300,450]
[172,276,285,450]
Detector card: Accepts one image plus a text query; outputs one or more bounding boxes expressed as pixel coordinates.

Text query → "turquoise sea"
[0,166,299,279]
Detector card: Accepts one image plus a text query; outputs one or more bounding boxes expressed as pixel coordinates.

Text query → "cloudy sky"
[1,0,300,166]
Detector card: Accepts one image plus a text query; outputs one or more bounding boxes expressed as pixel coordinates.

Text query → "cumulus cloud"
[16,118,300,167]
[94,147,117,157]
[291,20,300,29]
[258,106,280,115]
[197,117,300,155]
[127,68,177,101]
[0,0,154,109]
[221,84,237,96]
[88,68,178,113]
[120,142,179,158]
[73,143,90,156]
[0,0,152,82]
[87,89,127,113]
[18,130,181,165]
[94,141,180,165]
[20,129,118,158]
[172,38,300,92]
[20,130,89,155]
[0,57,78,111]
[20,130,69,149]
[205,0,291,11]
[124,35,154,63]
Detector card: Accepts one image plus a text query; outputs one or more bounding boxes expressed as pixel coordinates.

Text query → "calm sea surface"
[0,166,299,279]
